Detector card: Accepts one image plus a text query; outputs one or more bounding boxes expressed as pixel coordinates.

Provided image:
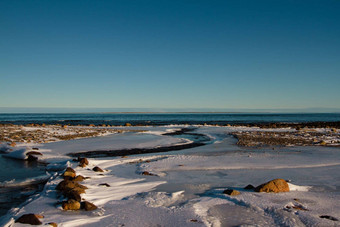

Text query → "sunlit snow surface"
[2,126,340,227]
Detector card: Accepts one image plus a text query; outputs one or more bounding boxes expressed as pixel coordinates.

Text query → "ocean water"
[1,113,340,126]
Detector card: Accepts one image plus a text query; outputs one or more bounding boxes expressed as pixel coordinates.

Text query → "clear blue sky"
[1,0,340,111]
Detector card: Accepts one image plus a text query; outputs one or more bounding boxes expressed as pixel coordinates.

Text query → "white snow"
[1,126,340,227]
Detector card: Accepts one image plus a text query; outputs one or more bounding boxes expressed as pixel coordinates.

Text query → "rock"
[63,167,76,178]
[64,190,81,202]
[141,171,156,176]
[27,154,38,162]
[48,222,58,227]
[255,179,289,193]
[73,175,85,182]
[62,199,81,210]
[78,157,89,167]
[32,147,39,150]
[56,180,87,194]
[16,213,43,225]
[10,142,16,147]
[125,123,132,126]
[320,215,338,221]
[223,189,241,196]
[320,141,327,146]
[93,166,104,172]
[99,183,110,187]
[244,184,255,190]
[26,151,43,156]
[81,201,98,211]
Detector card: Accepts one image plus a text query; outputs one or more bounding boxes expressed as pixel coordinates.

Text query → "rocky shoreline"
[0,124,141,144]
[231,128,339,147]
[1,122,340,148]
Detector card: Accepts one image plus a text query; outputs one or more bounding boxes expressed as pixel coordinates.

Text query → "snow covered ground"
[1,126,340,226]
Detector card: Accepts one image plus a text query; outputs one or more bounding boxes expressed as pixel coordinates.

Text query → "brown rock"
[10,142,16,147]
[56,180,87,194]
[93,166,104,172]
[73,175,85,182]
[27,151,43,156]
[141,171,156,176]
[255,179,290,193]
[62,199,81,210]
[16,213,43,225]
[48,222,58,227]
[78,157,89,166]
[223,189,241,196]
[125,123,132,126]
[81,201,98,211]
[63,167,76,178]
[64,190,82,202]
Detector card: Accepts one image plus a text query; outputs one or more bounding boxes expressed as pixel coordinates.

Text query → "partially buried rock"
[81,201,98,211]
[141,171,156,176]
[48,223,58,227]
[99,183,110,187]
[56,180,87,194]
[27,154,38,162]
[93,166,104,172]
[223,189,241,196]
[26,151,43,156]
[73,175,85,182]
[16,213,43,225]
[244,184,255,190]
[64,189,82,202]
[62,199,81,210]
[320,215,339,221]
[10,142,16,147]
[63,167,76,178]
[255,179,289,193]
[78,157,89,167]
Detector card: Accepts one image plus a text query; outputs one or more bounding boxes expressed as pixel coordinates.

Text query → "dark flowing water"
[0,155,47,217]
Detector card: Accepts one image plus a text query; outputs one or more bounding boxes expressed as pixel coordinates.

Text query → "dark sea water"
[1,113,340,126]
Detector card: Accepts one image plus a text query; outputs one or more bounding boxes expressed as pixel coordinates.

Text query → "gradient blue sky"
[1,0,340,111]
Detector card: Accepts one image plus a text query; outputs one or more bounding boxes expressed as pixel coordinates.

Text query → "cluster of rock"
[231,130,340,147]
[223,178,289,196]
[57,158,97,211]
[15,157,98,225]
[0,124,123,144]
